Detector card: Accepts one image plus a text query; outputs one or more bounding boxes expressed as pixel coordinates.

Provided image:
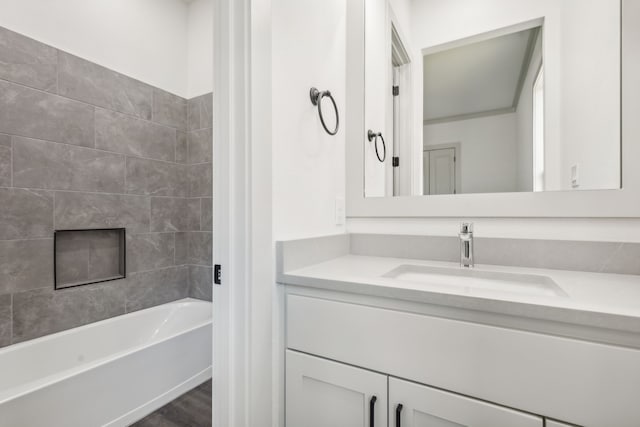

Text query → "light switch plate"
[571,164,579,188]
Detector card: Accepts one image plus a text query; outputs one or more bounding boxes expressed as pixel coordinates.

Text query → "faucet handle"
[460,222,473,234]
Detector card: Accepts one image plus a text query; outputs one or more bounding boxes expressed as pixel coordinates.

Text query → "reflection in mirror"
[364,0,621,198]
[422,26,542,195]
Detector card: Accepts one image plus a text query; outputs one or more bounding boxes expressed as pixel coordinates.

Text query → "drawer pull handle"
[369,396,377,427]
[396,403,403,427]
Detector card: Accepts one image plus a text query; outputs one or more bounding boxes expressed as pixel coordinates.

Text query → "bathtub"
[0,298,212,427]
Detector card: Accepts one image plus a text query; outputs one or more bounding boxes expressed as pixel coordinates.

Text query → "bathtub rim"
[0,298,212,404]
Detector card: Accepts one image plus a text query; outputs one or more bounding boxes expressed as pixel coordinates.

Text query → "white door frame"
[389,9,415,197]
[213,0,274,425]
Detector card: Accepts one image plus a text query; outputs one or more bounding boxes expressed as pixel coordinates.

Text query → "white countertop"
[280,254,640,334]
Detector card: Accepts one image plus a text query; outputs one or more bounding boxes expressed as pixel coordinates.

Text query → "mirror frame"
[346,0,639,218]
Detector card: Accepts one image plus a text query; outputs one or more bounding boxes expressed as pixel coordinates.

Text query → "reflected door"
[424,148,456,195]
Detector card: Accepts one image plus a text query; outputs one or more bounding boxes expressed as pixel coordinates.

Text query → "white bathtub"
[0,298,212,427]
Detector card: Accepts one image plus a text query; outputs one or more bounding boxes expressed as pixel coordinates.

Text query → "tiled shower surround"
[0,26,213,348]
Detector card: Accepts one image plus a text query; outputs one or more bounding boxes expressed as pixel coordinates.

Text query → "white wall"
[272,0,347,240]
[364,0,391,197]
[559,2,620,191]
[410,0,620,192]
[0,0,189,96]
[424,114,519,194]
[187,0,214,98]
[390,0,412,36]
[271,5,348,423]
[0,0,213,98]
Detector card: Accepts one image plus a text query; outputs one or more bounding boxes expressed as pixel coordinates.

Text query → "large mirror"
[364,0,621,198]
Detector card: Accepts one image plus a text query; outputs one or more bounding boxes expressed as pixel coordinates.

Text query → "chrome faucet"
[459,223,474,268]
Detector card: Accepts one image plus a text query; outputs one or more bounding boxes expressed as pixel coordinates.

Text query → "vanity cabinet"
[286,350,542,427]
[286,350,387,427]
[284,291,638,425]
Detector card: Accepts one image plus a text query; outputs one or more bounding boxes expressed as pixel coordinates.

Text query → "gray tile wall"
[0,26,213,348]
[186,93,214,302]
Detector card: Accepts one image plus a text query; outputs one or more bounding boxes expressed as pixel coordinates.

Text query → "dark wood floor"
[131,380,212,427]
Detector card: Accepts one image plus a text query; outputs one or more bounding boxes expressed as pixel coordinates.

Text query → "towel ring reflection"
[368,130,386,162]
[310,87,339,136]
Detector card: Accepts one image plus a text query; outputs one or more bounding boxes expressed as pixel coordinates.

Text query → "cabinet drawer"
[390,377,542,427]
[286,294,640,426]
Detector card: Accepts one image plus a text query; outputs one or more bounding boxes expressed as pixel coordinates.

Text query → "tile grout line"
[7,130,185,166]
[55,48,60,95]
[150,88,155,123]
[187,262,192,296]
[0,185,190,199]
[200,198,204,231]
[10,293,13,345]
[93,106,97,149]
[0,237,54,243]
[173,232,179,269]
[0,76,190,133]
[9,135,13,188]
[174,128,178,164]
[52,191,56,231]
[147,196,152,233]
[187,128,191,167]
[129,262,181,277]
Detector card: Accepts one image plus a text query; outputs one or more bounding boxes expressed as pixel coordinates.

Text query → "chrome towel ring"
[310,87,339,136]
[368,130,386,162]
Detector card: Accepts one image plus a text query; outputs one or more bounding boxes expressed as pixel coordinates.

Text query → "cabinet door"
[286,350,387,427]
[389,377,542,427]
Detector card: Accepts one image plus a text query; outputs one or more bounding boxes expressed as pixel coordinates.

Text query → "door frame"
[423,142,462,195]
[390,8,415,197]
[213,0,274,425]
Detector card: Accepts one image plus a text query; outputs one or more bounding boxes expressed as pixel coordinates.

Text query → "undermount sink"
[382,264,568,298]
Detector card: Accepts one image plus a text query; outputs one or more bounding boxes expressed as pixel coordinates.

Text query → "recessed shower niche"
[54,229,126,290]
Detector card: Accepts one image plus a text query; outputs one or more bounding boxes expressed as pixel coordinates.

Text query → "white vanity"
[278,234,640,427]
[276,0,640,425]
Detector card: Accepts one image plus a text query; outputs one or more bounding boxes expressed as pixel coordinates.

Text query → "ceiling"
[423,27,540,124]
